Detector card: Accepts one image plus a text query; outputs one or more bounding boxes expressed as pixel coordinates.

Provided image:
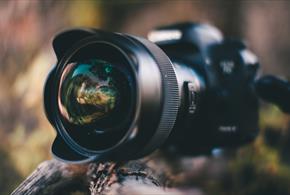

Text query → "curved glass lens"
[58,59,126,127]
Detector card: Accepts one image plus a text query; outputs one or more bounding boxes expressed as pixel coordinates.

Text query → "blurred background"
[0,0,290,194]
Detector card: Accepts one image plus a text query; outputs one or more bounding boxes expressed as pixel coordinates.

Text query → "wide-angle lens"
[46,28,179,162]
[58,59,122,126]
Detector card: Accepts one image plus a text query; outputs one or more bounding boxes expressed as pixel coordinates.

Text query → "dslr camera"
[44,22,266,163]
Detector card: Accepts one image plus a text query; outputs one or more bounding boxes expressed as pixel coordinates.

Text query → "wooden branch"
[11,159,89,195]
[11,153,204,195]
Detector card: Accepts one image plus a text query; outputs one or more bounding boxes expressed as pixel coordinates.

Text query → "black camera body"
[149,23,259,155]
[44,22,260,163]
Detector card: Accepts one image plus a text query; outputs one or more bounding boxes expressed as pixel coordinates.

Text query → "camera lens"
[45,29,179,162]
[58,59,125,130]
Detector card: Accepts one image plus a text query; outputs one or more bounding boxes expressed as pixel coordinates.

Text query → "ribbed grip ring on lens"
[133,36,179,154]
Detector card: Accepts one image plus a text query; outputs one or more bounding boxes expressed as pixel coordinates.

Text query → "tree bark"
[11,152,204,195]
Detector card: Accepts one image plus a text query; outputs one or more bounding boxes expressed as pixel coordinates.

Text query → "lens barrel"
[44,29,179,163]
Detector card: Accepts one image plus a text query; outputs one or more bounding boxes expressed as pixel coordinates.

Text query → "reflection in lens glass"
[58,59,122,126]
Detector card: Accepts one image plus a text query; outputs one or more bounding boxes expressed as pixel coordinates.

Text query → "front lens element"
[58,59,123,126]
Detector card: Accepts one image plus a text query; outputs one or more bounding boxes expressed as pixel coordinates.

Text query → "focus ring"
[132,36,180,155]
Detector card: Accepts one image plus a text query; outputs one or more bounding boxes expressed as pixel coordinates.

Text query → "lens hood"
[44,28,179,163]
